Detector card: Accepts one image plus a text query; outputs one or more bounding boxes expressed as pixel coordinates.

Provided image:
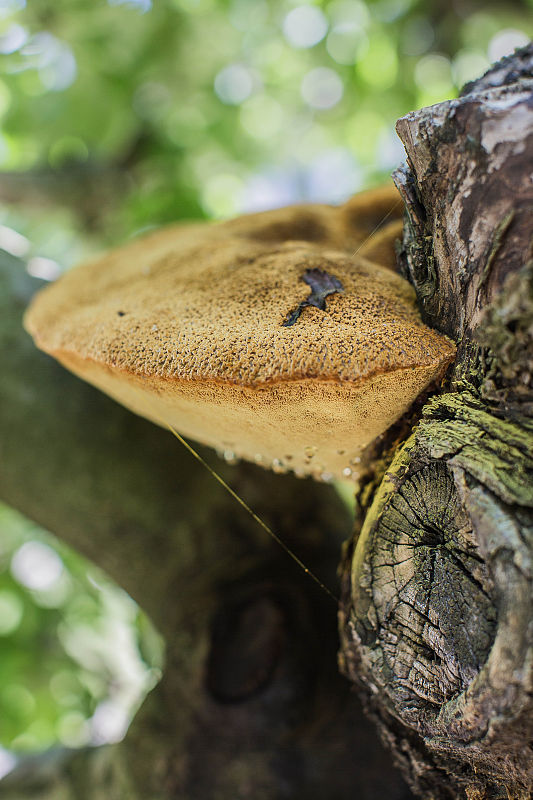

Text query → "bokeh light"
[330,0,370,29]
[25,256,61,280]
[242,168,300,212]
[20,32,77,92]
[201,172,244,217]
[301,66,344,109]
[282,6,328,49]
[488,28,530,61]
[306,147,361,202]
[451,50,490,89]
[0,224,29,257]
[0,23,27,54]
[214,63,255,105]
[327,24,368,65]
[11,541,63,592]
[414,53,454,106]
[0,747,16,780]
[108,0,152,12]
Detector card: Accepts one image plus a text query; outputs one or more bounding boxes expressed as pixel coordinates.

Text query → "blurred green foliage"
[0,0,532,264]
[0,502,162,764]
[0,0,532,763]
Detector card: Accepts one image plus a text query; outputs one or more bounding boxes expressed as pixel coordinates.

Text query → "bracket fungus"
[25,185,455,481]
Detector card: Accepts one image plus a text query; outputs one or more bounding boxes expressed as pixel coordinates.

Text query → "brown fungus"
[24,185,455,481]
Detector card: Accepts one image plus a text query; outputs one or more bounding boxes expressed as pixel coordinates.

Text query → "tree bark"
[340,45,533,799]
[0,252,411,797]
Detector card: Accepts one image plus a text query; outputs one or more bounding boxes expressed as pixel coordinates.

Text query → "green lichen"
[417,392,533,508]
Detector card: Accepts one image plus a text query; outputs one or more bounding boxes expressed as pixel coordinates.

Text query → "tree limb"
[0,251,412,798]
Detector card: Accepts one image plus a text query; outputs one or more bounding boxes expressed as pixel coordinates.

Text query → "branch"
[0,250,412,798]
[0,164,130,231]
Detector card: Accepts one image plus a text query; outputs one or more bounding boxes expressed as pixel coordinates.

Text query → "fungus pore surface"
[25,185,455,481]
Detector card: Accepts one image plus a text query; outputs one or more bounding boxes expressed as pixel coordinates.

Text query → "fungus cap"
[25,185,455,481]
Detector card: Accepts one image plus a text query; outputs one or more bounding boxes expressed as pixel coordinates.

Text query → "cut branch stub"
[348,452,497,721]
[340,390,533,799]
[24,184,453,482]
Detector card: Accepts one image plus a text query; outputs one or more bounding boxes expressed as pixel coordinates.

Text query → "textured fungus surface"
[25,185,455,480]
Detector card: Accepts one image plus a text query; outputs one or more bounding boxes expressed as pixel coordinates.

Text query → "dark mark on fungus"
[283,268,344,327]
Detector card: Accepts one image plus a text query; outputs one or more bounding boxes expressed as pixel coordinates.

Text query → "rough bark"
[340,46,533,799]
[0,252,411,797]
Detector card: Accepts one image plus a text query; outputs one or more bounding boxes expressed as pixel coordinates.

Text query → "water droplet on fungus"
[223,450,239,465]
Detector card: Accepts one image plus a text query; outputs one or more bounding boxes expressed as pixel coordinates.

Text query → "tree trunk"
[339,45,533,800]
[0,252,410,797]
